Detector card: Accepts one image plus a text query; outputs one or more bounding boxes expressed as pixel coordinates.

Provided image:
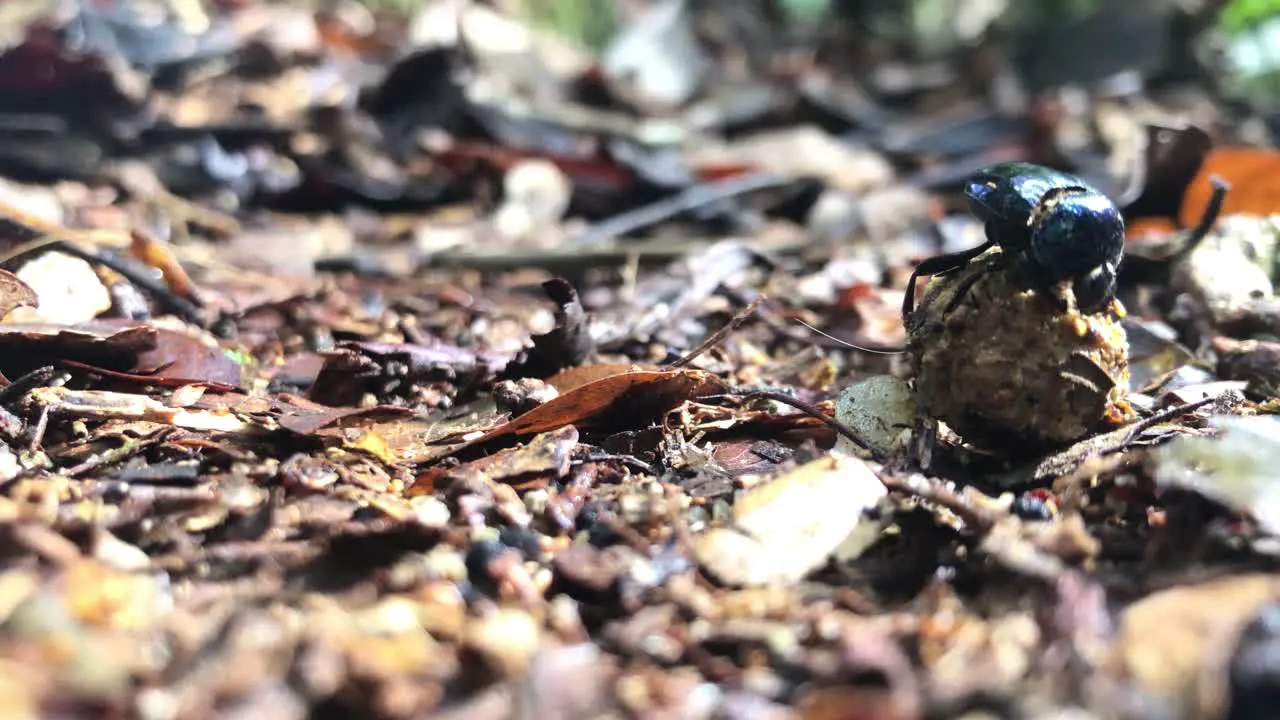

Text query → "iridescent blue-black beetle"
[902,162,1126,321]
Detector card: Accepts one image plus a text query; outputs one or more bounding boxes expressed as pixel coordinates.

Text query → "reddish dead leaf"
[58,360,238,391]
[131,326,242,387]
[0,322,241,387]
[712,439,794,475]
[0,269,38,320]
[795,687,913,720]
[474,368,726,444]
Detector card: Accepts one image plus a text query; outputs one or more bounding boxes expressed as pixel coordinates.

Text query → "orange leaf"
[1180,147,1280,229]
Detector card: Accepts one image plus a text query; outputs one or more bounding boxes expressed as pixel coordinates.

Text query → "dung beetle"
[903,162,1126,321]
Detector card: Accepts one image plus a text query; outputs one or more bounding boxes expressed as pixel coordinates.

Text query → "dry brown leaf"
[474,368,725,444]
[0,269,38,321]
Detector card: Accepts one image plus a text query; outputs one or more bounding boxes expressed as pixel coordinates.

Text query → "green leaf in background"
[1222,0,1280,33]
[1220,0,1280,108]
[778,0,832,23]
[518,0,618,50]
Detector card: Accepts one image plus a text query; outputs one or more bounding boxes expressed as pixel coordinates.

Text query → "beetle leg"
[901,239,994,321]
[940,267,992,316]
[1071,263,1118,314]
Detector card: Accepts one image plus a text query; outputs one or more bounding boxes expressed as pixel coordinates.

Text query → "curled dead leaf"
[0,269,38,321]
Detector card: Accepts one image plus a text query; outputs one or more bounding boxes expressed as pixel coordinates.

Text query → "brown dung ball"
[906,249,1135,452]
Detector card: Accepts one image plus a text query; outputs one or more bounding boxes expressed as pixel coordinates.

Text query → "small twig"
[0,366,61,405]
[878,473,1001,532]
[665,295,764,369]
[576,452,657,475]
[738,390,879,457]
[1119,395,1219,443]
[27,403,49,452]
[64,429,173,478]
[1091,395,1221,458]
[0,236,205,326]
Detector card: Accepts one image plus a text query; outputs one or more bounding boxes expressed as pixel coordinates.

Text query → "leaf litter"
[0,1,1279,719]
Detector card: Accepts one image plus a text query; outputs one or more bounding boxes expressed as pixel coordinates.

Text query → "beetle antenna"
[792,318,904,354]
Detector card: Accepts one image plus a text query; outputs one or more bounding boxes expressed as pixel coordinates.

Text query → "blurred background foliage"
[1222,0,1280,30]
[3,0,1277,106]
[1219,0,1280,103]
[498,0,1280,108]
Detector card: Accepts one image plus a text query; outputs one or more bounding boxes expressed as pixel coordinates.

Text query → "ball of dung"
[906,249,1134,452]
